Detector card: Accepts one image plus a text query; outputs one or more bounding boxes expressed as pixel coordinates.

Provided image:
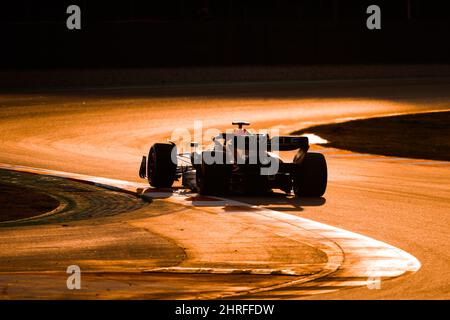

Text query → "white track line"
[153,193,420,299]
[0,163,421,298]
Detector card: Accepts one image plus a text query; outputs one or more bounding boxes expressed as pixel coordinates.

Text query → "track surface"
[0,78,449,299]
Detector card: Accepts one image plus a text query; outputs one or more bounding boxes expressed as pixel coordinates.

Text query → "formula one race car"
[139,121,327,197]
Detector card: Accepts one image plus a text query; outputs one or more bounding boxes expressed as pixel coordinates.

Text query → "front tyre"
[293,152,327,197]
[147,143,177,188]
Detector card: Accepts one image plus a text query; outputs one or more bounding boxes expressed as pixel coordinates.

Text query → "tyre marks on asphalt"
[0,169,148,226]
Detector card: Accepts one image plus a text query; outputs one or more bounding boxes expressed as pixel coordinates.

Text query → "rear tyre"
[147,143,177,188]
[293,152,327,197]
[196,163,228,196]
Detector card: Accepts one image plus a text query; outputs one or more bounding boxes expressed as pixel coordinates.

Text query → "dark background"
[1,0,450,69]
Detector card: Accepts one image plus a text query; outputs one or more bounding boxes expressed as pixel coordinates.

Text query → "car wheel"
[293,152,327,197]
[147,143,177,188]
[196,162,227,196]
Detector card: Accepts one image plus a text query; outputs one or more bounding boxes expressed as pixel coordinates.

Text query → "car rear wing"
[213,133,309,152]
[270,136,309,151]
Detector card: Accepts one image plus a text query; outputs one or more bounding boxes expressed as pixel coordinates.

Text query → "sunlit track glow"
[0,162,421,299]
[311,148,450,167]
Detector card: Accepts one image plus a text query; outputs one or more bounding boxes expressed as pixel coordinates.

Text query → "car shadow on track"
[140,187,325,213]
[224,191,326,213]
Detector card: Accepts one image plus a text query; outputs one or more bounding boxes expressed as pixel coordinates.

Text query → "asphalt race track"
[0,78,449,299]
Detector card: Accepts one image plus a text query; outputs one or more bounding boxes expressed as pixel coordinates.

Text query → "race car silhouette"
[139,121,327,197]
